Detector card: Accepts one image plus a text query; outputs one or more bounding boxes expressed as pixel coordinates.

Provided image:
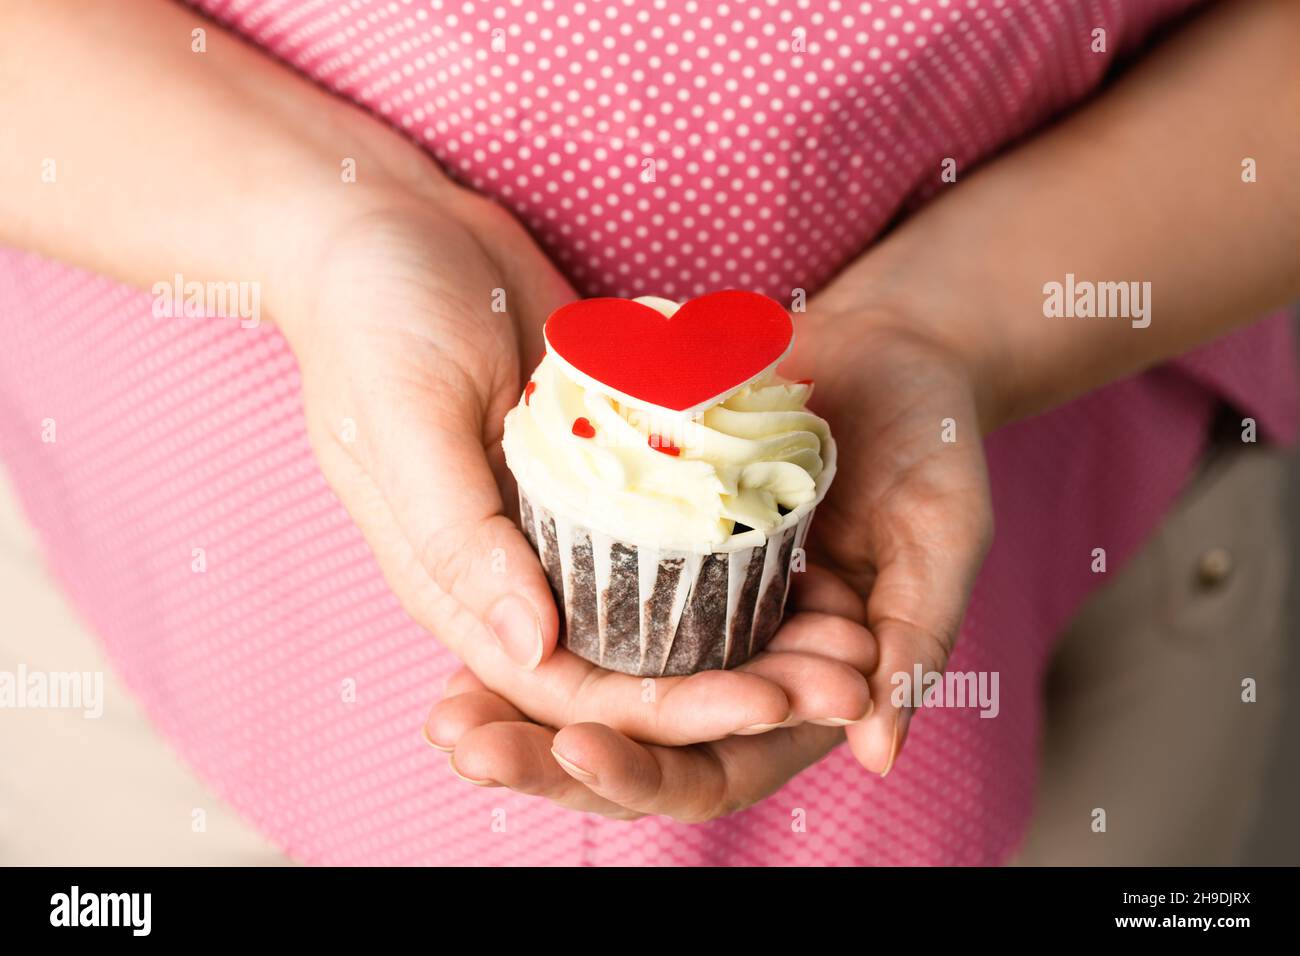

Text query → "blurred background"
[1246,310,1300,862]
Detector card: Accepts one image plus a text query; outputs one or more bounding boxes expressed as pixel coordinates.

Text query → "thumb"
[311,373,559,671]
[844,546,978,775]
[413,477,559,671]
[845,615,949,775]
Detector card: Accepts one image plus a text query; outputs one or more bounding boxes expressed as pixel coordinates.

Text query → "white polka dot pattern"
[0,0,1295,865]
[205,0,1195,302]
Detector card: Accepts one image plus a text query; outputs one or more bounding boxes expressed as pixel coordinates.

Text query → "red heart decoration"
[544,290,794,413]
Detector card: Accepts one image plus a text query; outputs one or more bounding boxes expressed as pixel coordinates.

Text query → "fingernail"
[488,594,543,670]
[551,749,597,783]
[449,756,498,787]
[811,699,875,727]
[421,724,453,753]
[736,721,785,736]
[880,709,912,779]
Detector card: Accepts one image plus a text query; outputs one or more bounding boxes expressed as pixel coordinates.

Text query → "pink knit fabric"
[1,0,1295,865]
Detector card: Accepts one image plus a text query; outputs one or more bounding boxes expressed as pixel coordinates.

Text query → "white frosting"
[503,297,834,550]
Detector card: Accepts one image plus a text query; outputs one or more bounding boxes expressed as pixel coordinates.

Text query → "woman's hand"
[426,0,1300,816]
[279,186,879,747]
[430,665,850,821]
[431,311,994,817]
[0,0,874,748]
[429,552,876,821]
[790,311,994,774]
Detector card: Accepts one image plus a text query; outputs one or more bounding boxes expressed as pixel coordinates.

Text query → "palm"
[795,323,993,769]
[429,318,996,819]
[812,326,992,653]
[285,196,880,751]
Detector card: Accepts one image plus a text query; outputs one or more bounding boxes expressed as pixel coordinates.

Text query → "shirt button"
[1195,547,1234,589]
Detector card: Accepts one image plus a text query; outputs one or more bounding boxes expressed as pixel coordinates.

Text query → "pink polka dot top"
[0,0,1295,864]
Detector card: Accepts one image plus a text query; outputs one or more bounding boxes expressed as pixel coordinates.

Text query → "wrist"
[799,293,1014,436]
[261,150,460,347]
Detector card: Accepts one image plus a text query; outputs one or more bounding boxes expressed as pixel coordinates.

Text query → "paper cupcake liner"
[517,491,818,677]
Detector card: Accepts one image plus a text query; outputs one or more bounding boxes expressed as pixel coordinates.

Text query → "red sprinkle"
[648,434,681,456]
[795,378,814,386]
[523,381,536,405]
[571,417,596,438]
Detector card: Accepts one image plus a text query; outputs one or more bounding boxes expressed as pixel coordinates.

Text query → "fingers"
[553,662,795,744]
[378,410,560,670]
[443,667,488,697]
[848,532,987,774]
[433,668,847,823]
[445,721,640,818]
[788,564,868,623]
[549,610,877,740]
[740,650,872,727]
[311,382,561,672]
[428,672,637,816]
[762,610,878,674]
[435,608,877,748]
[549,721,843,822]
[844,616,939,774]
[481,627,868,746]
[425,668,522,752]
[552,723,723,822]
[425,690,526,751]
[755,611,878,725]
[291,207,580,677]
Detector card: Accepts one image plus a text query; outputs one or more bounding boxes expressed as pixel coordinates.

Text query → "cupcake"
[502,290,836,677]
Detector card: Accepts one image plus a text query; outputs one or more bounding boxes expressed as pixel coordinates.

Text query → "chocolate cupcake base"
[517,491,818,676]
